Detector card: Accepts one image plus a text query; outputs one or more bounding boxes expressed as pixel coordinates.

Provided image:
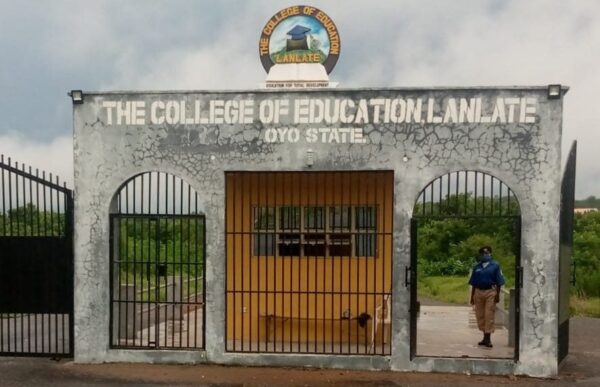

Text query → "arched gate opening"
[109,172,205,350]
[409,171,521,360]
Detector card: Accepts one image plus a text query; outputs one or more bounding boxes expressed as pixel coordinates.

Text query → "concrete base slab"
[417,305,513,359]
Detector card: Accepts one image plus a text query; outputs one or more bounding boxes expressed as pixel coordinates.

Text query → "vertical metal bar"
[0,159,5,237]
[342,175,348,353]
[288,186,298,352]
[1,158,5,352]
[385,177,390,355]
[420,183,425,217]
[313,183,319,353]
[446,173,450,214]
[60,189,66,354]
[117,216,123,344]
[226,174,233,351]
[178,179,183,348]
[154,217,160,348]
[68,189,74,355]
[25,167,33,353]
[198,195,204,349]
[273,176,279,353]
[41,171,47,352]
[240,175,245,352]
[186,185,191,348]
[132,180,138,347]
[8,159,14,237]
[170,175,176,348]
[185,214,191,349]
[482,173,486,215]
[232,174,237,351]
[437,174,442,216]
[109,215,115,347]
[19,164,25,353]
[52,177,59,354]
[124,186,130,345]
[428,182,433,215]
[474,172,478,214]
[257,184,267,352]
[321,185,326,354]
[499,182,504,216]
[35,170,40,235]
[327,186,341,352]
[454,171,459,213]
[491,176,495,215]
[374,174,379,353]
[464,171,468,216]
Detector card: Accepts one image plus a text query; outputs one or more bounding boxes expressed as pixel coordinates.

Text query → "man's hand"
[494,293,500,303]
[470,297,474,305]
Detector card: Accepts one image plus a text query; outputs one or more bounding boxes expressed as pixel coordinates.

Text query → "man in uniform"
[468,246,505,348]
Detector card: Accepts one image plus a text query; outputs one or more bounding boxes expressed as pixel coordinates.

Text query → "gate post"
[508,289,516,348]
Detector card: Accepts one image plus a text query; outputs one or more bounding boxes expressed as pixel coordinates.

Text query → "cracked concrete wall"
[72,87,564,377]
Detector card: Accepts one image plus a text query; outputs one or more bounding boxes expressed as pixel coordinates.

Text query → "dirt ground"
[0,317,599,387]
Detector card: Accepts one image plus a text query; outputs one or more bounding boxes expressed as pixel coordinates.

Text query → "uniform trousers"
[473,288,497,334]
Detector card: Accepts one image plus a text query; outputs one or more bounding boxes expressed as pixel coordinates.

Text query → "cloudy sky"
[0,0,598,197]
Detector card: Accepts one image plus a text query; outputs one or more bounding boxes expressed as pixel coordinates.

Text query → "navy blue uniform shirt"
[468,260,505,289]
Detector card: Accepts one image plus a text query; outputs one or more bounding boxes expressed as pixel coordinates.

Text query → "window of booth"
[252,205,377,257]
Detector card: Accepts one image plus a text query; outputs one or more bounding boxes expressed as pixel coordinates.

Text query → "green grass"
[420,275,600,318]
[570,296,600,318]
[418,275,471,305]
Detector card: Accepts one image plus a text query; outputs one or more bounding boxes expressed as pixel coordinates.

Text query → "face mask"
[479,255,492,262]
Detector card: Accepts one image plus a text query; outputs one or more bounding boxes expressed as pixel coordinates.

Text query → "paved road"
[0,317,598,386]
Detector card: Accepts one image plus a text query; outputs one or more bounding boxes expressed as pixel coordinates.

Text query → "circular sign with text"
[259,5,341,74]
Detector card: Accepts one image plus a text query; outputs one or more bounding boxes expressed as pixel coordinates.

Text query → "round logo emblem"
[259,5,341,75]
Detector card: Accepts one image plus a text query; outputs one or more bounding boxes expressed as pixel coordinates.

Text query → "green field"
[420,275,600,318]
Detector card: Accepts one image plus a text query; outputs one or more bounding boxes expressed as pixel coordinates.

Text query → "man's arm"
[495,285,501,303]
[470,286,476,305]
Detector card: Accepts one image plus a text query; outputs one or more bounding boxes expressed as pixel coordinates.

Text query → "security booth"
[71,86,574,377]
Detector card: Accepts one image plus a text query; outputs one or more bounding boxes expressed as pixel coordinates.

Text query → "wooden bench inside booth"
[259,294,392,348]
[259,313,373,345]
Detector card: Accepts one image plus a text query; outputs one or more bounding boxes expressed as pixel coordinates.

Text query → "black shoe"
[478,333,491,347]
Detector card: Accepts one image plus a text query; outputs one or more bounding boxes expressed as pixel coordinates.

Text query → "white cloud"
[0,133,73,187]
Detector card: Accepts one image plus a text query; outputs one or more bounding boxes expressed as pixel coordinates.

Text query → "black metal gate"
[109,172,206,350]
[558,141,577,364]
[0,155,73,357]
[409,171,522,360]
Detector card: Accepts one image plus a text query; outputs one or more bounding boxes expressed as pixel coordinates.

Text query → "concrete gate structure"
[71,86,572,377]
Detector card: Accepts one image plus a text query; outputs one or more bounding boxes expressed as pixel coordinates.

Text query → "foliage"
[416,213,518,285]
[572,211,600,297]
[115,217,205,280]
[413,193,520,218]
[1,205,205,289]
[0,203,66,236]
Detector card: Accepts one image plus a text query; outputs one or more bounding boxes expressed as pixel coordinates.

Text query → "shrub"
[575,270,600,298]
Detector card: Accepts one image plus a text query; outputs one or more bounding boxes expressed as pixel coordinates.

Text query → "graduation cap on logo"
[286,25,311,51]
[287,25,311,40]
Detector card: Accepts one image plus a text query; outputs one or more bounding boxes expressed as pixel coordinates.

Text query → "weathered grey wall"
[72,87,564,377]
